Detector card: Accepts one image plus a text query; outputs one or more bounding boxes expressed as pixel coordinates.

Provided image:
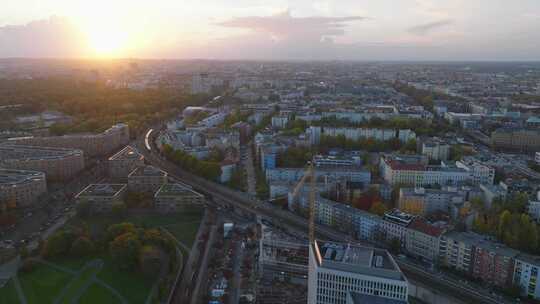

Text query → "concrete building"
[491,128,540,152]
[266,166,371,185]
[380,154,471,187]
[8,123,130,157]
[405,218,446,263]
[456,159,495,186]
[127,165,168,194]
[0,169,47,208]
[154,183,205,213]
[346,292,407,304]
[0,144,84,182]
[108,145,144,179]
[308,241,408,304]
[271,114,290,129]
[381,210,414,246]
[398,187,465,216]
[440,231,518,287]
[75,184,127,213]
[421,139,450,161]
[513,254,540,300]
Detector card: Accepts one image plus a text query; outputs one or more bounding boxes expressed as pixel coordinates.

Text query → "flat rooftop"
[109,145,144,161]
[129,165,167,177]
[155,183,203,198]
[0,144,83,161]
[349,292,407,304]
[313,241,406,282]
[76,184,126,198]
[0,169,45,185]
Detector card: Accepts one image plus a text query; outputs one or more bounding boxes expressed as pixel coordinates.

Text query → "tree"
[111,201,127,218]
[70,236,95,257]
[498,210,512,241]
[369,201,388,216]
[43,231,71,257]
[139,245,163,277]
[76,199,92,219]
[109,232,142,270]
[107,222,137,241]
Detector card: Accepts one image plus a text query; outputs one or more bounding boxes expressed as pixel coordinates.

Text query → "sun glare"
[72,3,134,58]
[86,26,129,57]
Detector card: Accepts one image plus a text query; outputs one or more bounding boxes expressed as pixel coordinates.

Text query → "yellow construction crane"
[290,161,317,243]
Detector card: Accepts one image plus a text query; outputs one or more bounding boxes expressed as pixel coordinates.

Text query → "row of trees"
[320,134,417,153]
[473,193,540,253]
[162,144,222,181]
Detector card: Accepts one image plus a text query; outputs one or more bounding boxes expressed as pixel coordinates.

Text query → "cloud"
[408,19,454,35]
[0,16,87,58]
[217,10,365,42]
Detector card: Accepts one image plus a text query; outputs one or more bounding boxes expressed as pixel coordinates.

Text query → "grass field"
[96,257,153,304]
[78,283,120,304]
[18,263,74,304]
[0,279,22,304]
[0,208,204,304]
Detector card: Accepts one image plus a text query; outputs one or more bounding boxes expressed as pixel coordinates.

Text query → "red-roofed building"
[405,218,447,263]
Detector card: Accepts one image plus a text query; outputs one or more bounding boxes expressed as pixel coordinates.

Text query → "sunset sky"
[1,0,540,60]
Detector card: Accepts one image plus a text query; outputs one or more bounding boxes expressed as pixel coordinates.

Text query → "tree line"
[162,144,222,181]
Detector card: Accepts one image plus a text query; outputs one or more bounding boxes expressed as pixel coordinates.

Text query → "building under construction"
[258,223,309,285]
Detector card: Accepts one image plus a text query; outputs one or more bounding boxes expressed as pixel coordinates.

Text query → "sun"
[86,26,129,57]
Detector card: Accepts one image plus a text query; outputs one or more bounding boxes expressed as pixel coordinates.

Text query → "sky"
[1,0,540,61]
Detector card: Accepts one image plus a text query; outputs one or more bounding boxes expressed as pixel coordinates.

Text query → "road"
[136,128,513,304]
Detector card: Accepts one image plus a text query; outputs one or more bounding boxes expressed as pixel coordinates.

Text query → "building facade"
[154,183,205,213]
[0,144,84,182]
[0,169,47,208]
[308,241,408,304]
[9,123,130,157]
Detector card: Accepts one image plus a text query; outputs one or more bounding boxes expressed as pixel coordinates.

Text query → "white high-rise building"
[308,241,408,304]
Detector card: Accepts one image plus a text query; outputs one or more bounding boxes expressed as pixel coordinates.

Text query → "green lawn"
[0,279,22,304]
[96,257,154,304]
[78,283,120,304]
[58,262,102,304]
[18,264,74,304]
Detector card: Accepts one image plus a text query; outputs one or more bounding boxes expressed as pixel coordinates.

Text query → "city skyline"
[1,0,540,61]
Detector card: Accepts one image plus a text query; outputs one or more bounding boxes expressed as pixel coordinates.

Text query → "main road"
[135,128,513,304]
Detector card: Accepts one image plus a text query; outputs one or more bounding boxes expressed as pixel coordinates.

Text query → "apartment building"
[108,145,144,179]
[398,187,465,216]
[0,169,47,208]
[8,123,130,157]
[75,184,127,213]
[380,154,471,187]
[513,254,540,300]
[154,183,205,213]
[405,218,446,263]
[421,139,450,161]
[491,128,540,152]
[266,166,371,185]
[0,144,84,182]
[127,165,168,194]
[456,159,495,186]
[440,231,518,287]
[440,231,474,274]
[308,241,408,304]
[381,210,414,246]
